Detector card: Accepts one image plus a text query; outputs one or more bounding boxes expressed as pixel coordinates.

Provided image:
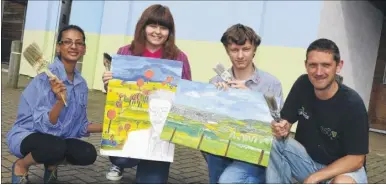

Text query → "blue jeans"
[110,156,170,183]
[204,153,266,183]
[266,137,368,183]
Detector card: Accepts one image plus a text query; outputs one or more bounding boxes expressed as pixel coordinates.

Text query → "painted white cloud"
[185,91,201,98]
[228,92,238,97]
[201,91,218,97]
[227,91,252,100]
[220,99,236,105]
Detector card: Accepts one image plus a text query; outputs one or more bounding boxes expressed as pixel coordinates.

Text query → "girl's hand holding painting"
[103,71,113,85]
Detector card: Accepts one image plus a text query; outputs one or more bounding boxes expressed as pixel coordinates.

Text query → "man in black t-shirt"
[266,38,368,184]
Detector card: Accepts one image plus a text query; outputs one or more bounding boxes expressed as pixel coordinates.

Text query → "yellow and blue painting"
[101,55,183,155]
[160,80,274,166]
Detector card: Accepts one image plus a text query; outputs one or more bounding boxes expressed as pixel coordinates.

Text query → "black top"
[281,74,369,165]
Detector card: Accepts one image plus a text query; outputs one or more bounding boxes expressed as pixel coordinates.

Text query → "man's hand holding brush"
[271,119,291,139]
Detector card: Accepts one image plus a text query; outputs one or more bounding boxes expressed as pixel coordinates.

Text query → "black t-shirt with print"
[280,74,369,165]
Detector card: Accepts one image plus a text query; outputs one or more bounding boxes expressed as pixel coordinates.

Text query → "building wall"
[369,18,386,131]
[69,1,322,97]
[317,1,384,110]
[19,1,61,77]
[20,1,322,100]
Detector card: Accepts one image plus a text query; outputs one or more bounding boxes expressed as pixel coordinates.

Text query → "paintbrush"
[23,42,67,106]
[213,63,233,82]
[103,52,112,71]
[263,92,287,139]
[264,93,281,122]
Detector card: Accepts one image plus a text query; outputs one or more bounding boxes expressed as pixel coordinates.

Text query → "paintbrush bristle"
[23,42,50,73]
[264,94,278,111]
[103,52,112,62]
[213,63,233,81]
[103,53,112,71]
[213,67,221,75]
[213,63,226,75]
[23,42,67,106]
[264,94,281,122]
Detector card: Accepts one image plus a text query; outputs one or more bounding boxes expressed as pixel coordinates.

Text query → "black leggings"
[20,133,97,166]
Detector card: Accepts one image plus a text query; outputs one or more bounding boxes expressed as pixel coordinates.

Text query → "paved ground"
[1,71,386,184]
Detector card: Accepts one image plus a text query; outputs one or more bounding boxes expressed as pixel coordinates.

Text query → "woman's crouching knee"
[77,145,97,165]
[65,142,97,166]
[32,138,67,165]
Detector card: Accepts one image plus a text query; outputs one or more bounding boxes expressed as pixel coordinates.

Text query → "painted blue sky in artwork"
[174,80,274,123]
[111,55,183,85]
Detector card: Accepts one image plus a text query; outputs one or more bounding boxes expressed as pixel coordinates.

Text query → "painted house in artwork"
[13,1,386,132]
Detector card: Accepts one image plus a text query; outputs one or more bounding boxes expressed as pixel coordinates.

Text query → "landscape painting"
[100,55,182,162]
[160,80,275,166]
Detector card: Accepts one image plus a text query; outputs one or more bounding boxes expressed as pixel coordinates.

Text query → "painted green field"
[160,107,273,166]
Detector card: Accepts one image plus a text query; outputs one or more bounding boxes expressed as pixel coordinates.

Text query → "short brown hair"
[306,38,340,64]
[130,4,180,60]
[220,23,261,51]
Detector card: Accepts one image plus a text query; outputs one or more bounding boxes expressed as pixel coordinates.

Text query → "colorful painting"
[160,80,275,166]
[100,55,182,162]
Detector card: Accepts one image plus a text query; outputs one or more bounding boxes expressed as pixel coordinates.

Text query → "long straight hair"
[130,4,180,60]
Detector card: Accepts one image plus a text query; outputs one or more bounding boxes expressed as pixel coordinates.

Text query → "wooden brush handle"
[45,70,68,107]
[59,91,67,107]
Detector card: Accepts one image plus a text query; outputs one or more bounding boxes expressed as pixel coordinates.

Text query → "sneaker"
[43,166,58,184]
[106,165,123,181]
[11,161,29,184]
